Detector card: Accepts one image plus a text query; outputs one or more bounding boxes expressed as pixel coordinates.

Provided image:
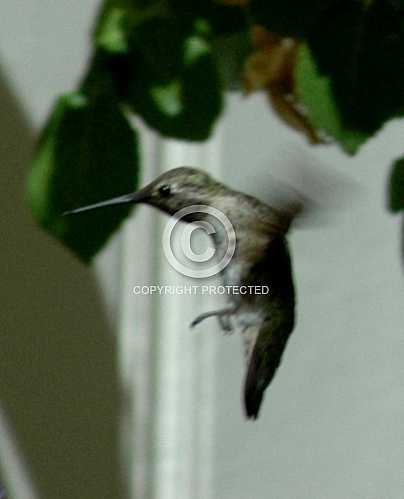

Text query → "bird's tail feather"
[244,364,265,420]
[243,324,291,420]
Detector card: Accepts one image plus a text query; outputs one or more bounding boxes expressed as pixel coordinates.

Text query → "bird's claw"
[190,310,234,334]
[190,316,203,328]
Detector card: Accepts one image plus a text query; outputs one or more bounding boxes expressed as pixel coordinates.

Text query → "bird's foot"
[190,307,236,334]
[190,313,209,329]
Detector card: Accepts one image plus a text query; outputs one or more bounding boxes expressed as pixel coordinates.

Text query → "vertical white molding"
[190,138,222,499]
[153,134,222,499]
[0,406,38,499]
[119,122,222,499]
[119,121,160,499]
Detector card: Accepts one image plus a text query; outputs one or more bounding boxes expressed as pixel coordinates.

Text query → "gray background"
[214,93,404,499]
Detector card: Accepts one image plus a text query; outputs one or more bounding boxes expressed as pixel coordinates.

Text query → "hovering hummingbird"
[65,167,306,419]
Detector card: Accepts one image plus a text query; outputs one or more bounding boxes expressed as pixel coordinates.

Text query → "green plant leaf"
[401,216,404,265]
[94,0,167,53]
[27,92,139,262]
[308,0,404,133]
[387,0,404,11]
[295,44,368,154]
[167,0,246,35]
[212,31,252,90]
[388,157,404,213]
[250,0,331,37]
[96,6,130,53]
[125,16,223,140]
[388,157,404,266]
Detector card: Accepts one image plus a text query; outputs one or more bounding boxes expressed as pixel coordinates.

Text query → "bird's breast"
[222,260,243,288]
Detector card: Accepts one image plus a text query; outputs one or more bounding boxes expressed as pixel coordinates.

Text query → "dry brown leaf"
[243,26,322,144]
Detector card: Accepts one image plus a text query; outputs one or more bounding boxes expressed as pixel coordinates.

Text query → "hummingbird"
[65,167,305,419]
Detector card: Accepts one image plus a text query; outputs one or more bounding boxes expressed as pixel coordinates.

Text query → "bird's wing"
[243,309,294,420]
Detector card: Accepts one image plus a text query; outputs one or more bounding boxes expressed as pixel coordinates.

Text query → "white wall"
[213,93,404,499]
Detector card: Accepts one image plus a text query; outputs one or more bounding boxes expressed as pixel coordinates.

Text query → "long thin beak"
[63,186,151,216]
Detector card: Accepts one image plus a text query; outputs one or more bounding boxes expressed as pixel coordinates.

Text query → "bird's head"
[63,167,224,218]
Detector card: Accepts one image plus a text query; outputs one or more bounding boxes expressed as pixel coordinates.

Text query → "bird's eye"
[158,184,171,197]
